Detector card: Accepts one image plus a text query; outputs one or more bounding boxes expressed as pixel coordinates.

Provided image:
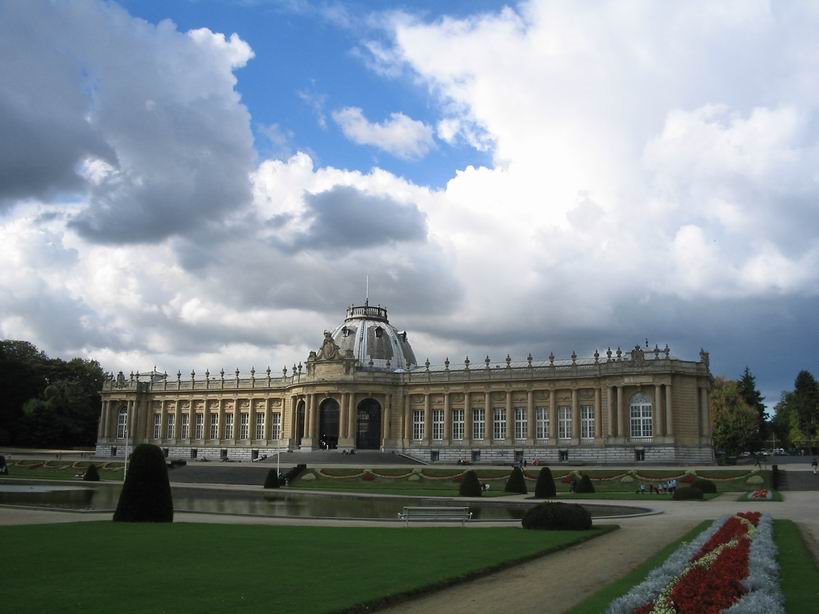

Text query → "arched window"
[116,406,128,439]
[630,392,653,438]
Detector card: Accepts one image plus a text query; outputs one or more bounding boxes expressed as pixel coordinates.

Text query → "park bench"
[398,506,472,526]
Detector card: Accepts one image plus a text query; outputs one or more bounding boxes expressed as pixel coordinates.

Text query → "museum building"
[96,302,715,464]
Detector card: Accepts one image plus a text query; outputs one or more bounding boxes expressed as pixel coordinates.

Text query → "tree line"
[0,340,105,448]
[712,367,819,456]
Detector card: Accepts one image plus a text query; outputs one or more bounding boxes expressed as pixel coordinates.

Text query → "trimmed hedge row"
[522,502,592,530]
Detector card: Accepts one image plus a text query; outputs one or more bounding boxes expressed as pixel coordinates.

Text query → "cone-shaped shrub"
[673,486,704,501]
[264,468,280,488]
[505,466,527,494]
[691,478,716,494]
[83,463,100,481]
[575,473,595,493]
[459,470,482,497]
[534,467,556,498]
[113,444,173,522]
[522,502,591,530]
[0,454,8,475]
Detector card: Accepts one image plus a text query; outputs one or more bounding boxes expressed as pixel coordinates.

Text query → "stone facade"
[96,303,714,465]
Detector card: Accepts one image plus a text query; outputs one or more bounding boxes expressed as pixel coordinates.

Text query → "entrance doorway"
[296,400,305,444]
[319,398,340,449]
[356,398,382,450]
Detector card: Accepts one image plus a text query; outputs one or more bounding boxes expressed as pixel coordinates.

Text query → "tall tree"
[710,377,759,457]
[737,367,767,447]
[792,371,819,443]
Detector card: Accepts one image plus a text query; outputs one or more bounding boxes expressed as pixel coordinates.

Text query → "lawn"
[0,522,613,614]
[4,460,123,481]
[569,519,819,613]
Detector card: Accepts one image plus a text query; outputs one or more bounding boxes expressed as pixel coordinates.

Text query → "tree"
[113,444,173,522]
[459,470,482,497]
[534,467,557,499]
[504,466,527,494]
[737,367,767,447]
[711,377,759,456]
[773,371,819,451]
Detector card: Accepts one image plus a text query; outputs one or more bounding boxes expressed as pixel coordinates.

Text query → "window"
[209,413,219,440]
[194,414,204,439]
[166,414,175,439]
[117,408,128,438]
[412,410,424,440]
[630,393,653,438]
[635,449,646,462]
[271,413,281,440]
[471,450,481,462]
[430,450,440,462]
[559,450,569,461]
[536,406,549,439]
[558,406,572,439]
[220,449,228,459]
[472,408,485,440]
[255,411,265,440]
[581,405,595,439]
[432,409,444,441]
[224,413,234,439]
[452,409,464,441]
[191,448,197,459]
[514,407,527,440]
[152,414,161,439]
[239,413,249,439]
[493,407,507,440]
[180,414,190,439]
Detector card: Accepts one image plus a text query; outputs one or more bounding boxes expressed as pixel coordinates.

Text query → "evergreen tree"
[534,467,557,498]
[737,367,767,447]
[113,444,173,522]
[504,466,527,494]
[459,470,482,497]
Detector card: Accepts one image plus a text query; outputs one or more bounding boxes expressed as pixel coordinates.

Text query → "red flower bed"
[680,473,696,484]
[669,536,750,612]
[694,512,758,561]
[362,472,375,481]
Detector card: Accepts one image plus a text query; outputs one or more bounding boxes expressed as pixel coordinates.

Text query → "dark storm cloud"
[292,186,427,250]
[0,2,255,242]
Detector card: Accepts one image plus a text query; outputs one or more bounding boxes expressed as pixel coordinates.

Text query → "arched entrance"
[356,398,382,450]
[319,398,340,449]
[296,400,305,444]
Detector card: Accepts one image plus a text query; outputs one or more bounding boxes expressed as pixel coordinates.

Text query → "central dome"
[330,302,417,370]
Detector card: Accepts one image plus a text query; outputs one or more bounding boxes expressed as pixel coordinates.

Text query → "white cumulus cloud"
[332,106,435,159]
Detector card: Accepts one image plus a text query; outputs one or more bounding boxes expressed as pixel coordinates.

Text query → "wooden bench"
[398,506,472,526]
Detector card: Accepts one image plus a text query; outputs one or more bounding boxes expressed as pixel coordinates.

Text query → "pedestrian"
[811,458,817,475]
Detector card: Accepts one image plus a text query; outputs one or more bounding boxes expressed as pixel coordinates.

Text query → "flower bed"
[607,512,784,613]
[749,489,772,500]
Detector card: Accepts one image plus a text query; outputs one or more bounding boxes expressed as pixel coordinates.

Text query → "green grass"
[552,492,719,501]
[0,522,613,614]
[288,479,511,497]
[775,520,819,613]
[570,519,819,613]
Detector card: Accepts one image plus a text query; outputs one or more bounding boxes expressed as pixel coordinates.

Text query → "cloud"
[0,2,256,243]
[332,106,435,159]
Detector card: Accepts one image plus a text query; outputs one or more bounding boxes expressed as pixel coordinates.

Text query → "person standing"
[811,458,817,475]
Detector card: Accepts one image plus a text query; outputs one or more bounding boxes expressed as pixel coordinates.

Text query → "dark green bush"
[534,467,556,498]
[691,478,716,494]
[575,473,595,493]
[505,466,527,494]
[264,468,280,488]
[0,454,8,475]
[521,502,592,530]
[672,486,704,501]
[113,444,173,522]
[459,470,482,497]
[83,464,100,481]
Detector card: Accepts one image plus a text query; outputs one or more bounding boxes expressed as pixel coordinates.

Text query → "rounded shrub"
[521,502,592,530]
[575,473,595,493]
[264,468,280,489]
[672,486,704,501]
[113,444,173,522]
[83,463,100,481]
[505,466,527,494]
[534,467,556,499]
[691,478,716,494]
[459,470,482,497]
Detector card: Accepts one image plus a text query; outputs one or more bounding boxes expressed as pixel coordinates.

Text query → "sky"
[1,0,817,409]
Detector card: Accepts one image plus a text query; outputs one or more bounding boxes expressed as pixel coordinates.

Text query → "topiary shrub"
[691,478,716,494]
[575,473,595,493]
[534,467,556,498]
[459,470,482,497]
[522,502,592,530]
[264,468,280,488]
[672,486,704,501]
[83,464,100,481]
[505,466,527,494]
[113,444,173,522]
[0,454,8,475]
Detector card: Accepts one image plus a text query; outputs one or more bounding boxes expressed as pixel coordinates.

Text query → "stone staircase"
[777,469,819,491]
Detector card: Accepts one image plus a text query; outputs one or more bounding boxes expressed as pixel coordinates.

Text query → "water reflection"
[0,482,645,520]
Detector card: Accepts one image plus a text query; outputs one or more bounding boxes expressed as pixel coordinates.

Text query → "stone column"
[594,388,601,440]
[485,391,492,443]
[571,389,580,444]
[527,390,535,444]
[700,387,710,437]
[617,386,625,439]
[464,391,472,443]
[233,402,241,444]
[249,401,258,442]
[606,386,615,437]
[305,395,314,440]
[424,393,431,444]
[174,402,181,444]
[505,390,513,443]
[339,393,348,440]
[665,384,673,436]
[403,395,412,444]
[654,384,663,438]
[265,398,272,441]
[349,394,357,444]
[382,395,391,446]
[217,399,225,442]
[97,400,106,440]
[443,392,451,443]
[549,389,558,445]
